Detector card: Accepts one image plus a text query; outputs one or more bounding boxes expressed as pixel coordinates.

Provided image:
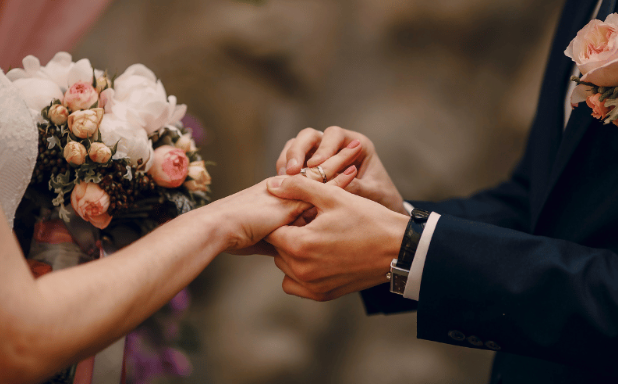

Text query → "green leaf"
[58,204,71,222]
[83,169,102,183]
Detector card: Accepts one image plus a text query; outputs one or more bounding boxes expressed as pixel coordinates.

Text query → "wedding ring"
[299,166,328,183]
[316,165,327,183]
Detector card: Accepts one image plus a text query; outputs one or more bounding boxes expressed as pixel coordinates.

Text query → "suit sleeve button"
[485,340,501,351]
[467,335,484,347]
[448,330,466,341]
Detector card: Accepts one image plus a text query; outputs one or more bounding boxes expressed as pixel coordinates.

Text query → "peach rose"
[586,93,614,119]
[184,160,211,192]
[88,142,112,163]
[95,76,110,94]
[64,81,99,111]
[566,14,618,86]
[48,104,69,125]
[68,108,104,139]
[175,133,196,153]
[71,182,113,229]
[64,141,87,165]
[148,145,189,188]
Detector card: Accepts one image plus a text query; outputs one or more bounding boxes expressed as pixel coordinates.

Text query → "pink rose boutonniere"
[566,13,618,125]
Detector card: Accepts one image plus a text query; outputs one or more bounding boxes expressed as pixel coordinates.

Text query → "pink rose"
[566,14,618,86]
[88,142,112,163]
[63,141,87,165]
[148,145,189,188]
[64,81,99,111]
[70,182,113,229]
[586,93,614,119]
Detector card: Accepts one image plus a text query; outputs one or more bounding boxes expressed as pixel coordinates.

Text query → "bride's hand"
[218,165,358,255]
[276,126,406,214]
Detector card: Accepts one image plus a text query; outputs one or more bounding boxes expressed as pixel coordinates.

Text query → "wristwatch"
[388,208,430,295]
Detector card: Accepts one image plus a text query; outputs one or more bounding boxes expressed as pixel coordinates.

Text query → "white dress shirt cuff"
[403,211,441,301]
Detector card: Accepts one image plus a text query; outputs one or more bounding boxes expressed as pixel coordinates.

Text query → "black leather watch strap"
[396,208,430,270]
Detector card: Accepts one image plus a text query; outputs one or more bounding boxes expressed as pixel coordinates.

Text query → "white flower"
[6,52,96,92]
[108,64,186,135]
[11,78,64,114]
[6,52,100,117]
[99,114,154,171]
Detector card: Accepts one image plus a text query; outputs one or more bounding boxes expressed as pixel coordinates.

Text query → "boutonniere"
[565,13,618,124]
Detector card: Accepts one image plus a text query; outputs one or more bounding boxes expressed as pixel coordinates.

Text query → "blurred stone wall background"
[74,0,565,382]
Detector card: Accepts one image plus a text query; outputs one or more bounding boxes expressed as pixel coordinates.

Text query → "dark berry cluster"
[99,160,157,216]
[31,126,68,185]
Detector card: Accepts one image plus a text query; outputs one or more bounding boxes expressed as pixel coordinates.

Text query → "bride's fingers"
[317,141,361,181]
[290,207,318,227]
[285,128,323,175]
[306,126,349,167]
[326,165,357,189]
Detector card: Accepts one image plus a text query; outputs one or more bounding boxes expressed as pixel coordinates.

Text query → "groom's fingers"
[306,126,349,167]
[276,139,295,175]
[266,218,304,250]
[281,276,333,301]
[273,256,303,284]
[285,128,323,175]
[267,175,335,209]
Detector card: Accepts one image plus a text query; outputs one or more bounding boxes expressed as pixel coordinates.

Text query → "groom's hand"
[276,126,407,215]
[265,175,410,301]
[226,166,359,256]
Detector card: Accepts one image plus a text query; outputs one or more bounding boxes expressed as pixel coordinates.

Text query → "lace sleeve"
[0,70,38,228]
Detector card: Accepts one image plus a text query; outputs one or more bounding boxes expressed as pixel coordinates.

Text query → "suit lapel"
[531,0,608,227]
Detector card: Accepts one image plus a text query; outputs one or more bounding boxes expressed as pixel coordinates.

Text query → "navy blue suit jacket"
[361,1,618,382]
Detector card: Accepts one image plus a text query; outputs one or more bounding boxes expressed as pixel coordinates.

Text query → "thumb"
[267,175,330,208]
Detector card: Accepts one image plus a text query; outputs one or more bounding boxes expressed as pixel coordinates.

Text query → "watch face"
[412,209,430,221]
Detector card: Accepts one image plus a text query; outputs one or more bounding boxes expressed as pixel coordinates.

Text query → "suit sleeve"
[416,214,618,372]
[360,148,533,314]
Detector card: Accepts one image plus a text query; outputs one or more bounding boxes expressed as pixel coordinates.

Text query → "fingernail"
[344,165,356,175]
[268,177,285,189]
[346,139,360,149]
[286,158,298,172]
[278,167,286,175]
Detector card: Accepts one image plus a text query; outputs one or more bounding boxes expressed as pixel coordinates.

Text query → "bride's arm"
[0,174,344,384]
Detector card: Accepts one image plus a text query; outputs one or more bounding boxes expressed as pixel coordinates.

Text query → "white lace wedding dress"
[0,70,38,227]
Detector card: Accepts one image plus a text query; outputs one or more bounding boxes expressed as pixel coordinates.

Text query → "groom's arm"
[361,150,532,314]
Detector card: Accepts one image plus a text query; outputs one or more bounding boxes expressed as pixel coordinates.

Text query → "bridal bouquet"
[7,52,210,230]
[6,52,208,383]
[566,13,618,124]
